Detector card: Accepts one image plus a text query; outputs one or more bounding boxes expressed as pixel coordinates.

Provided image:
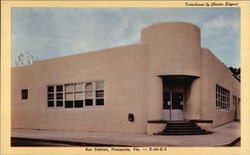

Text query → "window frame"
[216,84,230,111]
[233,95,240,109]
[21,89,28,100]
[46,81,104,110]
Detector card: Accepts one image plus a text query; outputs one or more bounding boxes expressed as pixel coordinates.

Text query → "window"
[65,84,74,108]
[47,81,104,109]
[47,86,54,107]
[233,95,240,109]
[56,85,63,107]
[85,82,93,106]
[21,89,28,100]
[216,85,230,110]
[95,81,104,106]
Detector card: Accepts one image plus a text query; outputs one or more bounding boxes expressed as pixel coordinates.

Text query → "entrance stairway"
[156,121,212,135]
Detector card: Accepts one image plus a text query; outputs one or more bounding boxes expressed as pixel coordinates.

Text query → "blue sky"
[12,8,240,67]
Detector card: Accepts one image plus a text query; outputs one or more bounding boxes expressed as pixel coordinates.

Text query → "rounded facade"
[141,22,201,77]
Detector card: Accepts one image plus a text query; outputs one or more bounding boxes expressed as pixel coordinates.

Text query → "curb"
[222,137,240,147]
[11,137,130,147]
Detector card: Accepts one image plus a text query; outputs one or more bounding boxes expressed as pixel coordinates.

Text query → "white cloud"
[204,15,239,31]
[12,8,240,67]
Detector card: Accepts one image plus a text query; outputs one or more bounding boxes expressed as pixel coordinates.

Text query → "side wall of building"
[201,48,240,127]
[12,44,149,134]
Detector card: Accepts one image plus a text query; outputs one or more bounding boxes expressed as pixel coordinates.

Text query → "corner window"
[47,81,104,109]
[216,85,230,111]
[21,89,28,100]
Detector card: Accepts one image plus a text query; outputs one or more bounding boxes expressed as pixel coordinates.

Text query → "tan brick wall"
[12,44,149,133]
[201,48,240,127]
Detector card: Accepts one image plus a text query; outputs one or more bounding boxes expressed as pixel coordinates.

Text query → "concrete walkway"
[12,121,240,147]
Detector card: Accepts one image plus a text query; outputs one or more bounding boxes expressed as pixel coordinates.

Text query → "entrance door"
[163,92,184,121]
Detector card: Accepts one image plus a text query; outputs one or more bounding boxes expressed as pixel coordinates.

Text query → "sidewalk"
[11,121,240,147]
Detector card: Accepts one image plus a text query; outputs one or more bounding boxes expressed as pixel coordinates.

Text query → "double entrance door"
[163,91,184,121]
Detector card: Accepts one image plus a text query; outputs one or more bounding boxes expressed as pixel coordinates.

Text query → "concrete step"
[167,123,197,127]
[157,131,212,135]
[157,121,212,136]
[165,126,201,130]
[164,129,204,132]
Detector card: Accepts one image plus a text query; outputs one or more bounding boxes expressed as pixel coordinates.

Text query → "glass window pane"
[65,93,73,100]
[56,93,63,100]
[48,86,54,92]
[56,101,63,107]
[48,94,54,100]
[85,91,93,99]
[96,81,104,89]
[75,100,84,108]
[65,84,73,92]
[85,83,93,91]
[56,85,63,92]
[48,101,54,107]
[85,99,93,106]
[65,101,73,108]
[74,83,83,92]
[96,99,104,106]
[21,89,28,100]
[75,92,83,100]
[96,90,104,98]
